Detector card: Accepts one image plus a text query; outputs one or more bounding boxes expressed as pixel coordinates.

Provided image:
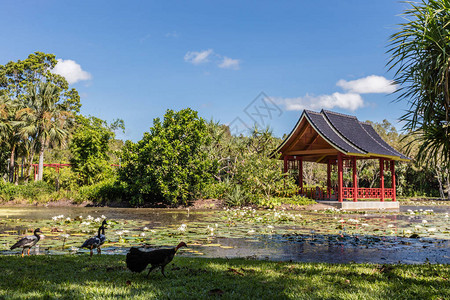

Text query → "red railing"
[301,186,394,201]
[342,187,394,200]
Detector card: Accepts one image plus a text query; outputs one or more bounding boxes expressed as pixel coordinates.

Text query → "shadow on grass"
[0,255,448,299]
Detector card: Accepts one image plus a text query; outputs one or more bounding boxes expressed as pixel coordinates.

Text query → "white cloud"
[52,59,92,84]
[218,56,240,70]
[336,75,397,94]
[277,92,364,112]
[184,49,213,65]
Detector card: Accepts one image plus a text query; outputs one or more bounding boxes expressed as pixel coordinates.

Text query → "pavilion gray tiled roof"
[321,110,408,159]
[359,122,409,160]
[305,110,365,154]
[274,109,410,161]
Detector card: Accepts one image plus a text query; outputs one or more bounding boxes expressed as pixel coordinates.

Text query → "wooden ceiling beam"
[285,122,310,152]
[286,149,339,156]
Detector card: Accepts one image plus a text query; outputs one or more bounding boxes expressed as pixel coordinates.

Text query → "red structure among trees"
[272,110,409,202]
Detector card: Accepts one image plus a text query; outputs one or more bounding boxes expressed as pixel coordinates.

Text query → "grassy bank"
[0,255,448,299]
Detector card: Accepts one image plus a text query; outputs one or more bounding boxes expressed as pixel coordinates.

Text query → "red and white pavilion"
[272,110,410,202]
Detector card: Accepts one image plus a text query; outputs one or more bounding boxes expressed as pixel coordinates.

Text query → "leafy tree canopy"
[70,115,123,185]
[119,108,217,206]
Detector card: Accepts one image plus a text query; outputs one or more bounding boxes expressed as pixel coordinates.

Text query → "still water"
[0,206,448,264]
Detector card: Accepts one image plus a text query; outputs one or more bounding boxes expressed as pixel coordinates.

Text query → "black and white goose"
[10,228,43,257]
[80,220,107,257]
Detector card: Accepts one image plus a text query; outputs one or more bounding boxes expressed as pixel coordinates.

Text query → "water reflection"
[0,206,449,264]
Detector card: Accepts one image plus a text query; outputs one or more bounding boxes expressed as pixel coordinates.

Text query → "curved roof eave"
[269,111,307,158]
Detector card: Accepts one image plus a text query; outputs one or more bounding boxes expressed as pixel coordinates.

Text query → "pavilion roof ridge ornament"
[272,109,410,162]
[321,109,358,119]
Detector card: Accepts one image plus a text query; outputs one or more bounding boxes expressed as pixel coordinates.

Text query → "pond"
[0,206,449,264]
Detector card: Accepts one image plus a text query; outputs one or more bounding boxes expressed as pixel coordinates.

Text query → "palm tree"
[25,82,72,181]
[0,95,29,183]
[387,0,450,168]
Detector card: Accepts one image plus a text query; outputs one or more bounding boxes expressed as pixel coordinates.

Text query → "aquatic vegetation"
[0,206,448,263]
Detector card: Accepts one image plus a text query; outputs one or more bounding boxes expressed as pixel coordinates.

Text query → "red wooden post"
[391,160,396,201]
[327,159,331,198]
[338,153,343,202]
[380,158,385,202]
[352,156,357,202]
[299,157,303,194]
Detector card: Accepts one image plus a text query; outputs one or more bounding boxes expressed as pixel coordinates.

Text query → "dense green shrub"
[224,184,251,207]
[119,108,217,206]
[43,167,78,191]
[0,181,54,202]
[261,195,316,208]
[70,116,120,185]
[76,178,126,203]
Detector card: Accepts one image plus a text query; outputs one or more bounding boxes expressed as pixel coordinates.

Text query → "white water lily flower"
[348,219,359,223]
[86,215,94,221]
[116,231,124,236]
[140,232,146,237]
[422,220,428,224]
[404,230,412,234]
[362,223,369,227]
[178,224,187,232]
[52,214,65,221]
[338,219,345,223]
[387,224,394,228]
[66,217,71,221]
[247,229,255,234]
[94,217,102,223]
[415,225,422,229]
[101,215,106,219]
[150,229,156,233]
[267,225,274,229]
[207,225,214,236]
[60,234,70,239]
[81,222,91,226]
[143,227,149,231]
[428,228,437,232]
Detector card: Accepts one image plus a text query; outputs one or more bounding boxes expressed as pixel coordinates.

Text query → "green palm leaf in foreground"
[387,0,450,167]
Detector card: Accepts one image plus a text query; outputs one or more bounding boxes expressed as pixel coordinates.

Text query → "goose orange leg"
[27,248,30,256]
[21,250,24,257]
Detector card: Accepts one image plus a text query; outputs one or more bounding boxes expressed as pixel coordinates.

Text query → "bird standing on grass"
[81,220,108,257]
[10,228,43,257]
[126,242,187,277]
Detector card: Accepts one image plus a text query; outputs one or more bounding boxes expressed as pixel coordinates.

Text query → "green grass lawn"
[0,255,448,299]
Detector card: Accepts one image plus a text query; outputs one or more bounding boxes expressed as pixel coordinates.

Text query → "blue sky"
[0,1,410,141]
